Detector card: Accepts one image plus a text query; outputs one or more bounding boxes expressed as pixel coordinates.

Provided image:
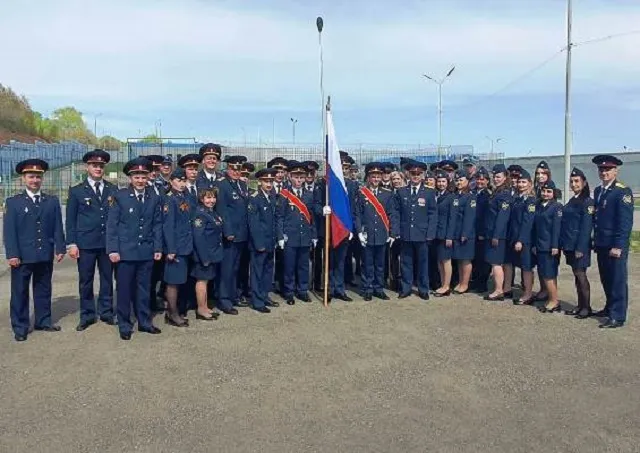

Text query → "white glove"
[349,232,353,241]
[358,232,367,247]
[323,206,332,216]
[278,239,285,249]
[387,237,395,246]
[312,239,318,248]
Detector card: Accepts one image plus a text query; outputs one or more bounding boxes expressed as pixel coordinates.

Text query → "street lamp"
[94,113,102,138]
[423,65,455,158]
[290,117,298,144]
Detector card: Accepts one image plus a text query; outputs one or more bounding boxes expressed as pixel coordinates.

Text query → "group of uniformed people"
[3,144,634,342]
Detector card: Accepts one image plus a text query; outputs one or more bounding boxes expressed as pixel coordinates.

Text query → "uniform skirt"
[507,242,535,271]
[190,261,219,281]
[164,256,189,285]
[564,250,591,270]
[453,239,475,260]
[436,239,454,261]
[485,239,507,265]
[537,252,560,279]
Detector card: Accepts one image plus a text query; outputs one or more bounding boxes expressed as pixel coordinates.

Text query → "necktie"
[95,182,102,200]
[296,189,301,198]
[412,187,417,197]
[190,186,196,196]
[34,195,40,205]
[137,194,144,204]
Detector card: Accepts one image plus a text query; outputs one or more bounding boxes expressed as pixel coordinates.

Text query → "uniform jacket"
[196,170,224,192]
[508,194,536,245]
[473,188,491,237]
[354,186,399,245]
[394,184,437,242]
[533,200,563,252]
[435,190,456,240]
[65,178,117,249]
[215,178,249,242]
[560,196,594,254]
[191,206,224,265]
[593,180,634,250]
[485,188,512,241]
[162,190,194,256]
[184,183,199,211]
[276,187,317,247]
[450,192,477,241]
[3,191,65,263]
[106,186,163,261]
[247,189,277,251]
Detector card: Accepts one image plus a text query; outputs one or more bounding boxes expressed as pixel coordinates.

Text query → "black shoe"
[296,293,312,303]
[221,308,239,315]
[533,293,549,302]
[592,309,609,318]
[363,294,372,301]
[76,319,97,331]
[196,313,217,321]
[398,292,411,299]
[452,289,468,295]
[334,293,353,302]
[266,298,280,307]
[14,334,27,342]
[418,292,430,300]
[120,332,132,341]
[235,300,250,308]
[513,298,534,306]
[254,306,271,314]
[433,290,451,298]
[599,318,625,329]
[138,326,161,334]
[503,291,513,299]
[100,317,116,326]
[34,325,61,332]
[575,309,592,319]
[164,316,188,327]
[484,294,504,301]
[373,291,390,300]
[286,298,295,305]
[538,304,562,314]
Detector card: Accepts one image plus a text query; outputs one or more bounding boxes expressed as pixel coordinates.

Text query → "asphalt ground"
[0,255,639,453]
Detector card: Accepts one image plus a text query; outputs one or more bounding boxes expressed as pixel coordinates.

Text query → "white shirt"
[25,189,42,203]
[204,170,217,181]
[134,190,145,202]
[186,182,197,194]
[87,177,103,194]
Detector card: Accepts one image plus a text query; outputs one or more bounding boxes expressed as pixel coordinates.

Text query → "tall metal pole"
[437,83,443,157]
[290,118,298,144]
[563,0,573,203]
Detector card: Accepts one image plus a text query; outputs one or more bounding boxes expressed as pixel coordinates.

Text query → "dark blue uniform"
[394,184,437,296]
[162,190,193,285]
[533,200,562,280]
[247,190,277,309]
[271,179,291,294]
[195,170,224,192]
[435,190,456,261]
[191,206,224,281]
[507,194,536,271]
[215,177,249,311]
[594,180,633,323]
[354,186,399,296]
[484,189,512,265]
[471,187,491,291]
[106,187,163,336]
[276,188,316,300]
[451,192,477,260]
[345,179,361,286]
[66,179,117,324]
[560,195,594,269]
[4,191,65,338]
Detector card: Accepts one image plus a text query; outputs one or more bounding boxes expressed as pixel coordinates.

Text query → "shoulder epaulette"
[251,192,259,198]
[166,191,173,197]
[380,187,392,192]
[615,181,626,188]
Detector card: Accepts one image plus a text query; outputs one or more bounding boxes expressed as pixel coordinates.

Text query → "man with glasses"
[591,154,634,329]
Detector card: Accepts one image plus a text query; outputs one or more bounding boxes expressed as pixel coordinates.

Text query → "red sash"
[360,187,390,233]
[280,189,312,224]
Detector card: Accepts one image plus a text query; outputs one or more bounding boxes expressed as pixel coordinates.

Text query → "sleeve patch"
[248,203,256,213]
[557,209,563,217]
[528,204,536,213]
[623,194,632,204]
[453,199,459,206]
[470,200,476,208]
[501,201,509,210]
[107,196,115,207]
[163,204,169,213]
[194,218,203,228]
[587,205,595,215]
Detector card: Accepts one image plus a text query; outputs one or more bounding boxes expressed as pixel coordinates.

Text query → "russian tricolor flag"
[325,109,353,247]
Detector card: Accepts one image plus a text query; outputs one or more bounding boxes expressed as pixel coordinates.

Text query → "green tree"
[141,134,161,143]
[99,135,123,150]
[51,107,96,143]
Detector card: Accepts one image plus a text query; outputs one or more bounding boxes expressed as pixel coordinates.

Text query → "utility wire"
[573,29,640,47]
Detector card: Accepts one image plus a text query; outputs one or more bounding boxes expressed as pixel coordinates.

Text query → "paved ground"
[1,257,639,453]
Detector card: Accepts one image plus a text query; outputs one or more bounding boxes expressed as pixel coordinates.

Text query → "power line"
[573,29,640,48]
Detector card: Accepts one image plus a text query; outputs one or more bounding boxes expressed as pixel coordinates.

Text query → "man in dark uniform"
[470,167,492,293]
[144,154,166,311]
[268,156,290,294]
[247,168,279,313]
[438,159,459,182]
[462,155,479,190]
[196,143,224,191]
[215,155,249,315]
[592,154,634,329]
[303,161,319,192]
[343,154,361,288]
[4,159,66,342]
[157,155,173,190]
[381,163,395,190]
[107,157,163,340]
[354,162,399,300]
[66,149,118,331]
[237,161,255,301]
[145,155,165,195]
[180,153,202,207]
[394,159,437,299]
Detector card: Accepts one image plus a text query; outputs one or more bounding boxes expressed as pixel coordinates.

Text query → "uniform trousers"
[361,244,386,295]
[116,260,154,335]
[283,245,310,297]
[250,249,274,309]
[10,261,54,337]
[596,247,629,322]
[219,241,244,311]
[330,239,349,296]
[77,248,113,323]
[400,241,429,295]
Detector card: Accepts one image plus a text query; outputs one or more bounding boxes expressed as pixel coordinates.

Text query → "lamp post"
[94,113,102,138]
[290,117,298,144]
[423,65,455,158]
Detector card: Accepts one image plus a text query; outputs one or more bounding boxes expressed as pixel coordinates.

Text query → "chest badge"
[179,201,189,212]
[24,207,29,213]
[129,207,134,213]
[417,198,426,207]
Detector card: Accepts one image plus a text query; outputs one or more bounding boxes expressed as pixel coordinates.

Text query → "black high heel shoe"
[196,312,217,321]
[484,293,504,301]
[165,314,188,327]
[538,304,562,313]
[434,290,451,298]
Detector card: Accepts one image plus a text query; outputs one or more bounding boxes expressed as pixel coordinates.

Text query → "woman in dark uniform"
[504,170,537,304]
[191,189,225,320]
[560,168,594,319]
[484,164,513,301]
[533,181,563,313]
[451,170,477,294]
[433,171,455,296]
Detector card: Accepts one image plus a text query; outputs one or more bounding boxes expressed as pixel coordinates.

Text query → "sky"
[2,0,640,156]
